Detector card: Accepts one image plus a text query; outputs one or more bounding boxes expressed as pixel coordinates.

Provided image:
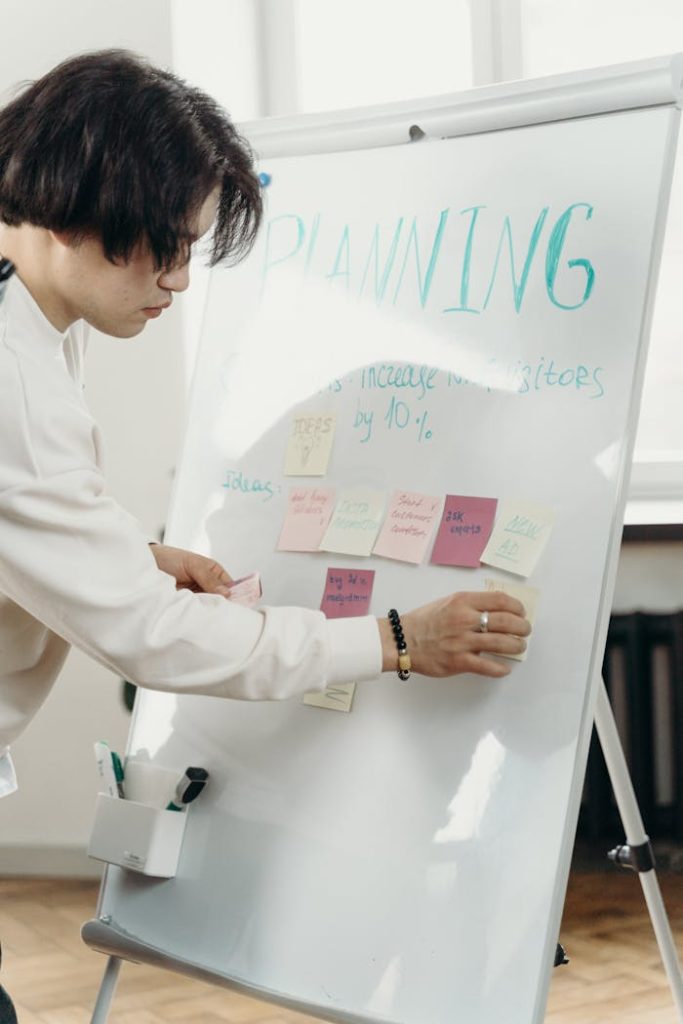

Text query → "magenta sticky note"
[430,495,498,568]
[372,490,442,564]
[320,568,375,619]
[277,487,335,552]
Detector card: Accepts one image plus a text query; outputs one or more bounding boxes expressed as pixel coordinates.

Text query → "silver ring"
[478,611,489,633]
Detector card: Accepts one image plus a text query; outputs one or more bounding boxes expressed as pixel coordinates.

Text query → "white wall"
[171,0,264,383]
[613,543,683,613]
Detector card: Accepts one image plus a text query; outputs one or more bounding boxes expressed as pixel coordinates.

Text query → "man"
[0,51,529,1020]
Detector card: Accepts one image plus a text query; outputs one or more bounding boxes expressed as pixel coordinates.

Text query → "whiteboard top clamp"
[243,53,683,158]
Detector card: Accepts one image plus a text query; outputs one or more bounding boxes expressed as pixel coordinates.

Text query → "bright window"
[521,0,683,78]
[294,0,473,113]
[520,0,683,491]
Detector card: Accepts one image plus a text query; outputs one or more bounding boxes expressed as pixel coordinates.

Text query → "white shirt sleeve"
[0,465,382,701]
[0,278,383,731]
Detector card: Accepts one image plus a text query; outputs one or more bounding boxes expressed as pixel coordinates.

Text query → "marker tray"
[87,793,187,877]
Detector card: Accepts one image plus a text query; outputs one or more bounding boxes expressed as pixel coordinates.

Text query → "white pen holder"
[87,794,187,878]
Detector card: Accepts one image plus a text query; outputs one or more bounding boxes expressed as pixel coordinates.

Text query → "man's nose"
[158,261,191,293]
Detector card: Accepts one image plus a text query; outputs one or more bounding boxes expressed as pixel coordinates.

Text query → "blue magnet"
[258,172,272,188]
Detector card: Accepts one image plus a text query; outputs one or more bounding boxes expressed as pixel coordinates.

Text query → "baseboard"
[0,844,103,878]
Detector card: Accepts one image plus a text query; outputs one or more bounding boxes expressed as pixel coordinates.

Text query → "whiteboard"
[87,83,680,1024]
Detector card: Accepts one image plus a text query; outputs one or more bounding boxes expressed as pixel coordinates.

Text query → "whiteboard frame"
[241,54,683,157]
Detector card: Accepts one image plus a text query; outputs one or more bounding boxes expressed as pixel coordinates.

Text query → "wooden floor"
[1,870,683,1023]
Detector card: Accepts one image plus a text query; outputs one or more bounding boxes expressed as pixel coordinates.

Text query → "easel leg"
[595,677,683,1020]
[89,956,121,1024]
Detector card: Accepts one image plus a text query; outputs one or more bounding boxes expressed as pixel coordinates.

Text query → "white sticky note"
[302,683,356,713]
[480,499,555,577]
[284,413,336,476]
[484,578,540,661]
[319,488,386,557]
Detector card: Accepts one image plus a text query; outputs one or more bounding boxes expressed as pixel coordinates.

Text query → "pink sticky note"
[277,487,335,552]
[372,491,442,564]
[227,572,262,608]
[430,495,498,568]
[320,568,375,618]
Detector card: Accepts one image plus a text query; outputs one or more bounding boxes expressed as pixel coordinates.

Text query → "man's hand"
[378,591,531,679]
[150,544,233,596]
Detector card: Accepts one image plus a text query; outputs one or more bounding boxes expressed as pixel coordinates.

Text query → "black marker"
[0,259,15,305]
[166,767,209,811]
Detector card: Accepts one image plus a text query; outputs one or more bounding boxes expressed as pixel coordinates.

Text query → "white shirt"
[0,275,382,796]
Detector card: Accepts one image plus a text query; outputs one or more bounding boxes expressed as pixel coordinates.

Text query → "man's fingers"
[462,653,512,678]
[471,632,527,657]
[468,609,531,637]
[466,591,526,618]
[191,556,233,595]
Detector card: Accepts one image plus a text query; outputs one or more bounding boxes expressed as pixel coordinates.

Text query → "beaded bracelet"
[388,608,411,681]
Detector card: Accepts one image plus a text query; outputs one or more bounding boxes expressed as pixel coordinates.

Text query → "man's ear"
[49,229,81,250]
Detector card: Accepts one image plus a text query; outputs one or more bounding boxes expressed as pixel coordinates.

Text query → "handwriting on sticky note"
[302,683,356,713]
[284,414,335,476]
[320,568,375,619]
[372,491,442,564]
[277,487,335,552]
[430,495,497,568]
[481,500,555,577]
[319,488,385,556]
[484,578,539,661]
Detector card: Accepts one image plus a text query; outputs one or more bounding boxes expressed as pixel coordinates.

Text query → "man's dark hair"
[0,50,262,268]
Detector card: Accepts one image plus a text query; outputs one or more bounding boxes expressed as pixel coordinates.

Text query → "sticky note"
[277,487,335,552]
[284,413,335,476]
[481,499,555,577]
[372,490,442,564]
[320,568,376,619]
[302,683,356,713]
[227,572,262,607]
[302,567,373,713]
[430,495,498,568]
[484,578,539,661]
[319,488,385,556]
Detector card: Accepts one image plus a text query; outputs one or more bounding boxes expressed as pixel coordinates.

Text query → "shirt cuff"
[325,615,382,687]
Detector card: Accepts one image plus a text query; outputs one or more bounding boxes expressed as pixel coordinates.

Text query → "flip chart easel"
[595,680,683,1017]
[83,55,683,1024]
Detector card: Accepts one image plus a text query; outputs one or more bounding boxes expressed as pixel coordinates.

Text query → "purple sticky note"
[320,568,376,619]
[430,495,498,568]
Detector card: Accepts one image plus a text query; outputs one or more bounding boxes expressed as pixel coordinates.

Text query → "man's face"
[52,188,220,338]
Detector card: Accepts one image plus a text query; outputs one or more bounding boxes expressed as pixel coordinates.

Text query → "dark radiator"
[578,612,683,841]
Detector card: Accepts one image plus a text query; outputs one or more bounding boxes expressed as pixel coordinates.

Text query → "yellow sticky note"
[481,499,555,577]
[484,578,539,661]
[319,488,385,557]
[284,413,336,476]
[302,683,356,713]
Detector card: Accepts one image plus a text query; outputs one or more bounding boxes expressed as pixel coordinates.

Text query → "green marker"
[110,750,125,798]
